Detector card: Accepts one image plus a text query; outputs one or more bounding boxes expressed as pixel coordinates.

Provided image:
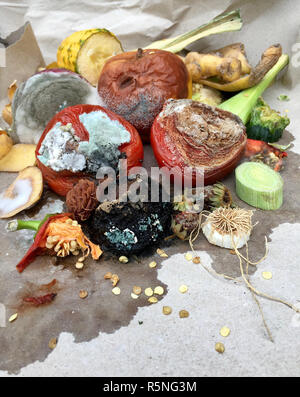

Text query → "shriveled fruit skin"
[98,49,191,142]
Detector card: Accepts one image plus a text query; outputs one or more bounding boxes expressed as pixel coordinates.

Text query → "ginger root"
[185,52,242,83]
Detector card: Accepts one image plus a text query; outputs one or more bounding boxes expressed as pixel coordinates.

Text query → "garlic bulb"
[202,207,253,249]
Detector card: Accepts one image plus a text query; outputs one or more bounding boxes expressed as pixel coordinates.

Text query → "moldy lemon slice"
[57,29,123,86]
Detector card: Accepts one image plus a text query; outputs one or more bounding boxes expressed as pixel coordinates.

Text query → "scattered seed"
[179,310,189,318]
[154,286,164,295]
[157,248,168,258]
[9,313,18,323]
[112,287,121,295]
[78,257,85,263]
[119,255,129,263]
[215,342,225,353]
[46,242,54,249]
[70,240,77,249]
[148,296,158,304]
[144,287,154,297]
[48,337,57,350]
[131,293,139,299]
[192,256,200,264]
[262,271,272,280]
[185,253,193,261]
[179,285,188,294]
[104,272,112,279]
[230,250,236,255]
[75,262,84,270]
[111,274,119,287]
[72,250,80,256]
[79,290,88,299]
[133,286,142,295]
[149,261,157,268]
[220,326,231,337]
[163,306,172,315]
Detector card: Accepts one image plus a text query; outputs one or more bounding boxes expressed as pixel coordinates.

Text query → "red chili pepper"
[245,139,288,159]
[23,293,57,306]
[36,104,144,196]
[16,213,73,273]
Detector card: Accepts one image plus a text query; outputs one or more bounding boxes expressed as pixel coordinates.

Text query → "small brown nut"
[192,256,201,264]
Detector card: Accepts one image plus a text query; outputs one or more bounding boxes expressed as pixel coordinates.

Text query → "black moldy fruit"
[85,178,173,255]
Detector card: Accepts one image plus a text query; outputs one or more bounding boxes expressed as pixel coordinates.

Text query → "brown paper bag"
[0,21,45,103]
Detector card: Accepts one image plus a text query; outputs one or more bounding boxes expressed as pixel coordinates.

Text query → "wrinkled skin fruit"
[36,104,143,196]
[11,69,100,144]
[151,99,247,186]
[98,49,191,142]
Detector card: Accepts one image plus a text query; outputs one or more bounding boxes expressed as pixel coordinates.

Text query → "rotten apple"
[97,48,192,142]
[150,99,247,186]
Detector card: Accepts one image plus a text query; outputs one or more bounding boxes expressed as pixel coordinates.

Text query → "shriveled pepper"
[244,138,288,171]
[7,213,102,273]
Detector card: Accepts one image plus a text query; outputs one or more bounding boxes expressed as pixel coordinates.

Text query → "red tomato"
[150,109,246,186]
[36,104,143,196]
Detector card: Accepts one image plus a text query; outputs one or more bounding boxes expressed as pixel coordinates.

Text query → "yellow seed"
[148,296,158,304]
[133,286,142,295]
[54,242,62,252]
[179,310,189,318]
[72,220,78,226]
[149,261,157,268]
[192,256,200,264]
[111,274,119,287]
[215,342,225,353]
[51,235,60,243]
[163,306,172,315]
[70,240,77,249]
[157,248,168,258]
[185,253,193,261]
[262,271,272,280]
[179,285,188,294]
[104,272,112,279]
[46,242,54,249]
[47,236,53,244]
[48,337,57,350]
[154,286,164,295]
[72,250,80,256]
[78,256,85,263]
[131,293,139,299]
[144,287,154,297]
[112,287,121,295]
[75,262,84,270]
[66,218,73,225]
[220,326,231,337]
[119,255,129,263]
[9,313,18,322]
[79,290,88,299]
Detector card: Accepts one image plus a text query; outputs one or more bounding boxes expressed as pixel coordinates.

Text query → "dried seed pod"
[66,179,98,221]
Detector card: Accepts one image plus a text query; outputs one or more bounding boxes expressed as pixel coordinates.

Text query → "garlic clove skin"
[202,222,250,249]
